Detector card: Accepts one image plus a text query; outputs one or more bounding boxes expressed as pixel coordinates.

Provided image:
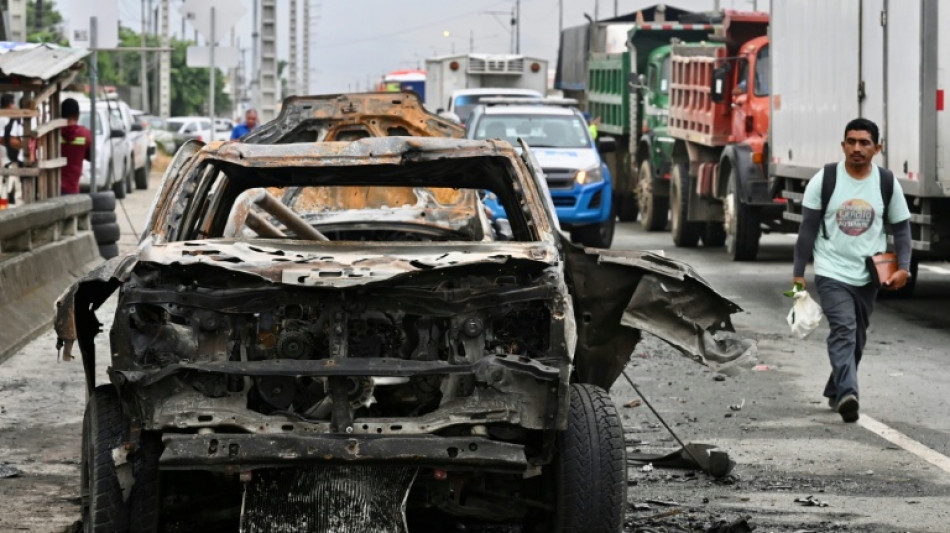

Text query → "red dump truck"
[666,11,780,260]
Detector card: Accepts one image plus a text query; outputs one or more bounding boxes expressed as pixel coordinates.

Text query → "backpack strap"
[879,166,894,226]
[819,163,837,239]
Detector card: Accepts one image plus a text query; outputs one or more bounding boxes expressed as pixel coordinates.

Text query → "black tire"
[82,385,130,532]
[570,206,615,248]
[878,256,918,299]
[638,159,669,232]
[616,191,639,222]
[98,242,119,259]
[554,384,626,532]
[702,222,726,247]
[93,222,120,244]
[90,211,117,225]
[110,164,126,199]
[124,164,134,195]
[134,158,149,190]
[128,433,162,533]
[89,191,116,212]
[725,167,761,261]
[670,160,701,247]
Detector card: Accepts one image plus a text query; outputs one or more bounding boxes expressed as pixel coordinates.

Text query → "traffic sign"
[180,0,247,45]
[186,46,240,69]
[61,0,119,49]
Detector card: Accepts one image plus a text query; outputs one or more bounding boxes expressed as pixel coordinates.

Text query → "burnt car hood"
[57,237,744,391]
[134,239,558,287]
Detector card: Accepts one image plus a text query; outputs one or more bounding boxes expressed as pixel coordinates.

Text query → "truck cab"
[467,101,617,247]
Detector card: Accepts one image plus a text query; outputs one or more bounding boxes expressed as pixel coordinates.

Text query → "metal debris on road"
[645,499,680,507]
[625,399,643,408]
[794,495,829,507]
[0,465,21,478]
[704,518,754,533]
[729,398,745,411]
[640,463,655,472]
[714,374,726,381]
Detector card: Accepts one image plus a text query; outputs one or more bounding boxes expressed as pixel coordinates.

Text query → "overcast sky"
[104,0,763,94]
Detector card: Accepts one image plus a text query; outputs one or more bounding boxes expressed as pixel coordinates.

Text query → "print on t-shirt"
[835,198,875,236]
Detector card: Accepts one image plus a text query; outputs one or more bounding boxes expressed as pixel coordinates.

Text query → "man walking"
[792,118,912,423]
[60,98,92,195]
[231,109,258,140]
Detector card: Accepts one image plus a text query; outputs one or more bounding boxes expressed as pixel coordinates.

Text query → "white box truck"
[425,53,549,123]
[771,0,950,295]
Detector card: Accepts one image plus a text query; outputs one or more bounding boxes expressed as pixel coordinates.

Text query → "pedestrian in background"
[792,118,912,423]
[59,98,92,195]
[231,108,258,140]
[1,93,22,206]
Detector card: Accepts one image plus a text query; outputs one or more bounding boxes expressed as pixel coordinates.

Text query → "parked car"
[55,92,743,532]
[213,117,234,141]
[103,98,151,190]
[130,109,158,162]
[140,114,175,154]
[467,99,617,247]
[164,116,214,151]
[77,102,133,198]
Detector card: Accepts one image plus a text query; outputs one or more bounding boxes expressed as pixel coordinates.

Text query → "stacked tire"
[89,191,120,259]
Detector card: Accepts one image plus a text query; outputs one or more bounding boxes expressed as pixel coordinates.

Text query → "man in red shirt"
[60,98,92,195]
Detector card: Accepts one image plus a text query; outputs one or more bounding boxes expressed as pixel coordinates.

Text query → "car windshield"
[471,113,590,148]
[165,120,185,132]
[453,93,539,123]
[78,111,103,135]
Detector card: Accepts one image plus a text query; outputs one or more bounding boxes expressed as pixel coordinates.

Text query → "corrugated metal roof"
[0,42,88,81]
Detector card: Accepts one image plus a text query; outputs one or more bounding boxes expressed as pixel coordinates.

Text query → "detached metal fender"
[720,144,771,207]
[563,241,745,390]
[54,255,136,392]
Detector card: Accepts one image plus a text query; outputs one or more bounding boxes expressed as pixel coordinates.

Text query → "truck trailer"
[424,54,548,122]
[771,0,950,293]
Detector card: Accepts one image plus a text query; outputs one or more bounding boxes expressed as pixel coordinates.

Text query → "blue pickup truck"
[467,100,616,247]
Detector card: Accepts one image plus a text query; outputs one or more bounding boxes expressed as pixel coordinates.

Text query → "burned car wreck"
[57,93,743,532]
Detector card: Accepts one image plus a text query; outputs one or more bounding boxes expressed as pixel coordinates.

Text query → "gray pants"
[815,275,878,404]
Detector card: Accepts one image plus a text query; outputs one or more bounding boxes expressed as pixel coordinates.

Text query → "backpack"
[819,163,894,239]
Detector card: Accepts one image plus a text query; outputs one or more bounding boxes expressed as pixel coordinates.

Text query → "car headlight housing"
[575,165,603,185]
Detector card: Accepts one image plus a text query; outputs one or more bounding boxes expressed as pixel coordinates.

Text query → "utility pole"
[469,29,473,53]
[515,0,520,54]
[251,0,259,109]
[89,17,99,193]
[160,0,170,118]
[141,0,149,112]
[209,7,216,127]
[614,0,618,17]
[289,0,297,96]
[594,0,599,21]
[302,0,310,95]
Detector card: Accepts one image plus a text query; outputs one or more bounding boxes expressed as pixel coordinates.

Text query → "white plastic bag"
[786,290,823,339]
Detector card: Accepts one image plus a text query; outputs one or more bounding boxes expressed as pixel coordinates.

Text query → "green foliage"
[26,0,67,45]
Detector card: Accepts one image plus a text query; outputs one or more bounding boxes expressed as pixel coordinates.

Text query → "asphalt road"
[1,176,950,531]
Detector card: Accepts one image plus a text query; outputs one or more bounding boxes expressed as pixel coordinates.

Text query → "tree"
[26,0,67,45]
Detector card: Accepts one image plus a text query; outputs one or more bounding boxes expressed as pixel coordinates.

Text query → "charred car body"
[57,93,742,532]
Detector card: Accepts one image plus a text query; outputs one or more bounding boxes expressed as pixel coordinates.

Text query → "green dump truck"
[587,21,718,230]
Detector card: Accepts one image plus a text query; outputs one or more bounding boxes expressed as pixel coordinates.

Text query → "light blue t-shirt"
[801,162,911,286]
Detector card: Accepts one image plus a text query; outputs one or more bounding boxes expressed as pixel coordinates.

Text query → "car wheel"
[82,386,130,532]
[125,163,134,194]
[725,167,760,261]
[134,157,149,190]
[670,160,700,247]
[554,384,626,532]
[570,207,615,249]
[638,159,669,232]
[110,164,125,199]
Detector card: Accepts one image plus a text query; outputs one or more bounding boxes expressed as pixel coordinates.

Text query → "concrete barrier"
[0,195,101,364]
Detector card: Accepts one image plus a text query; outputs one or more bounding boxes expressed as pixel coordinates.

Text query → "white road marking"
[858,415,950,475]
[919,264,950,275]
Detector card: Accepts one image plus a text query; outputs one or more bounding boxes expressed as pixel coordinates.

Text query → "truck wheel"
[554,384,626,532]
[638,159,669,232]
[670,161,701,247]
[725,168,761,261]
[702,223,726,247]
[82,386,130,532]
[616,191,639,222]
